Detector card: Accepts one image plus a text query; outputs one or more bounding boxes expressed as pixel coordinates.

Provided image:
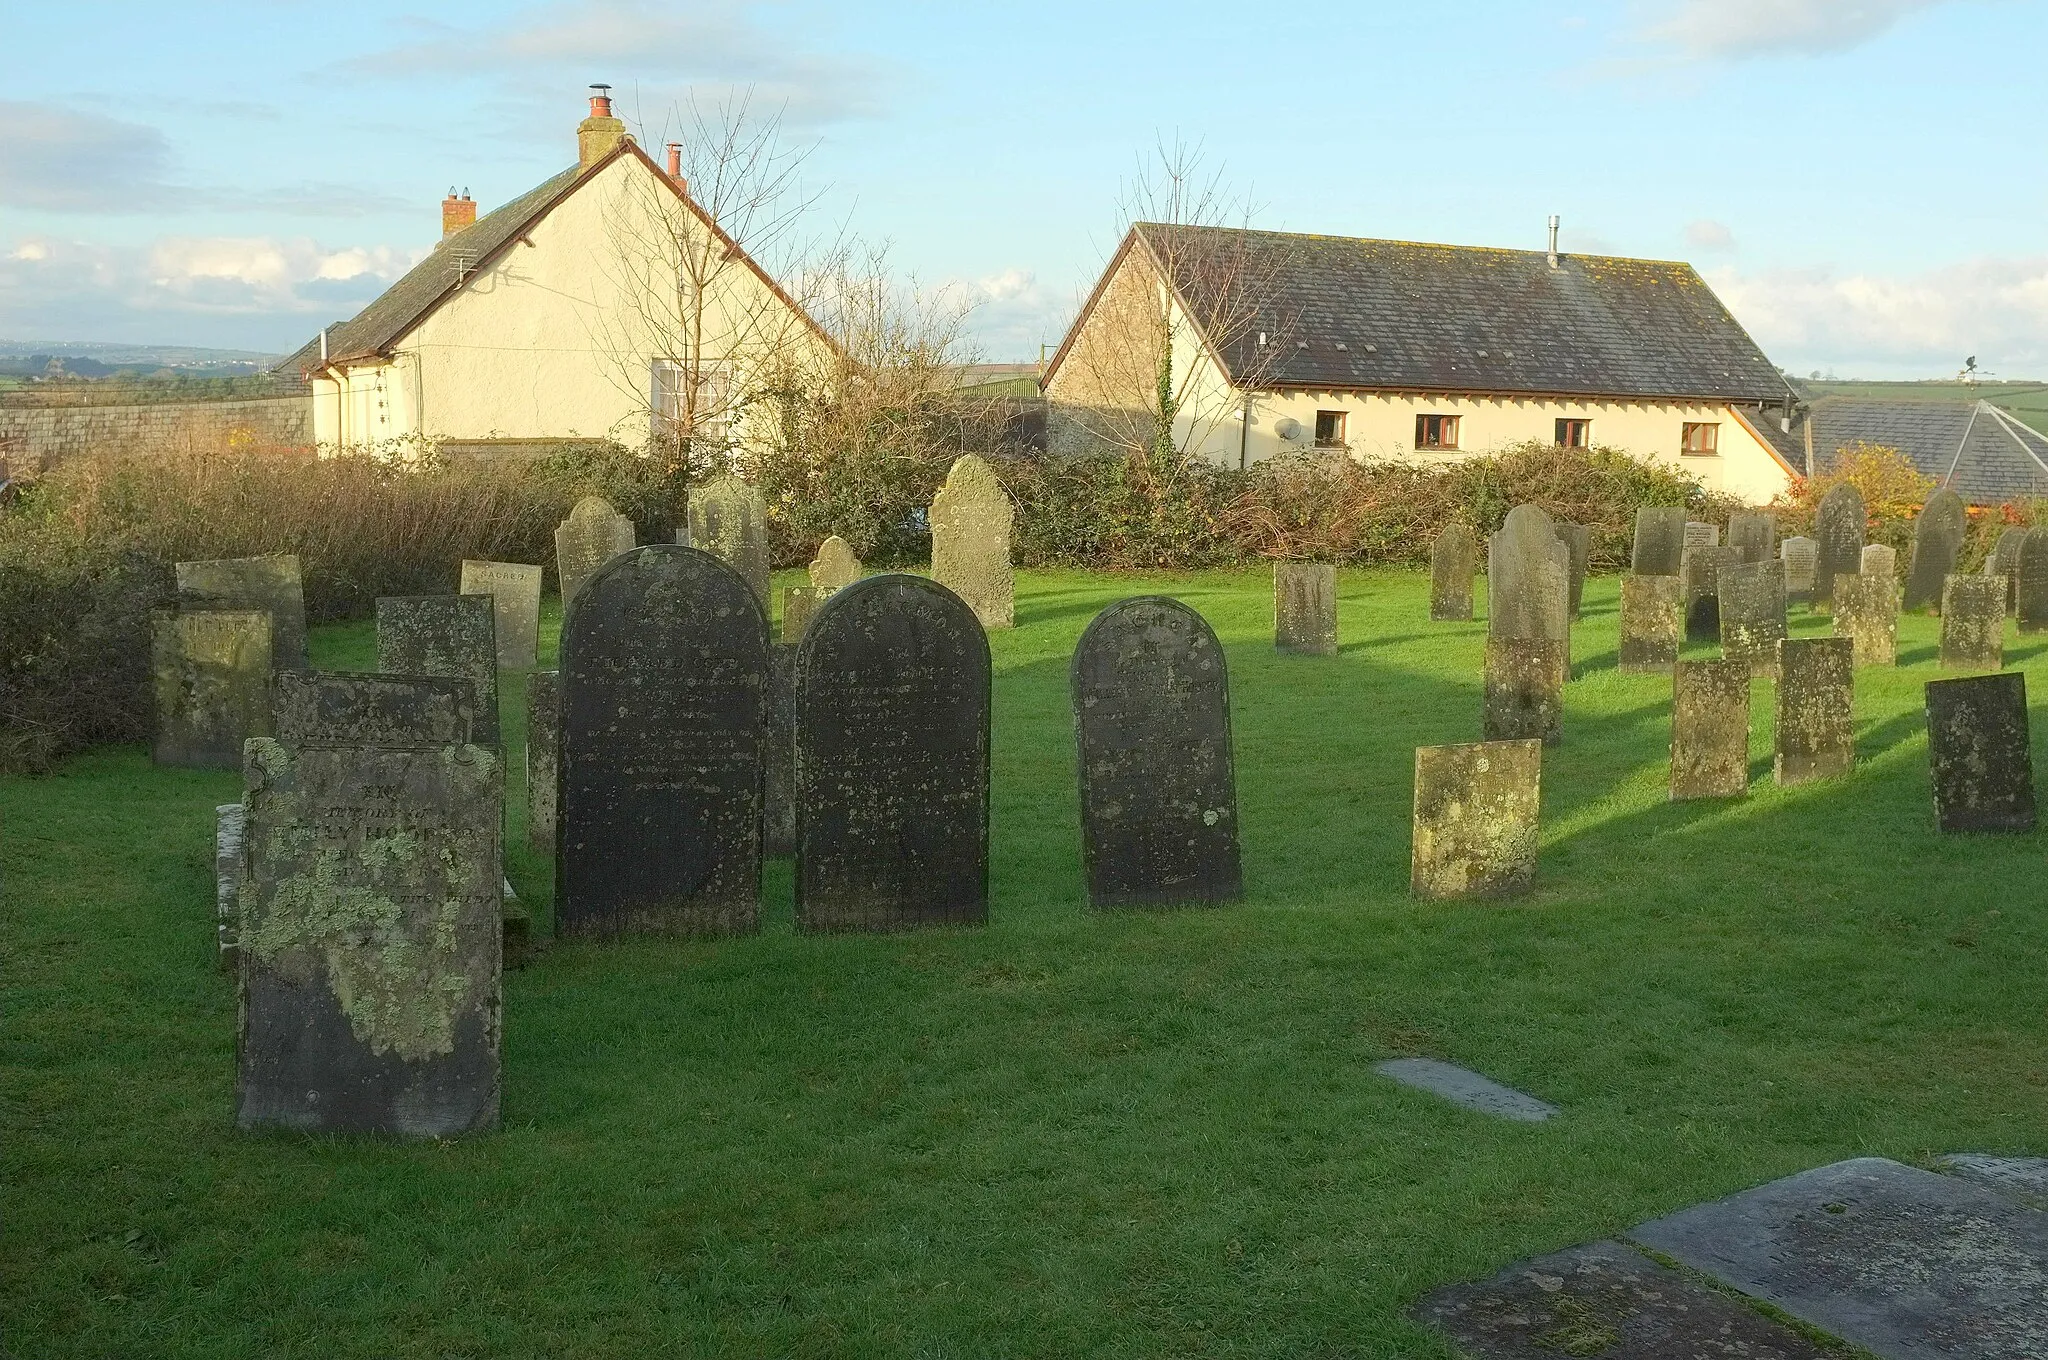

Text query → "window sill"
[1414,446,1460,453]
[1679,452,1720,458]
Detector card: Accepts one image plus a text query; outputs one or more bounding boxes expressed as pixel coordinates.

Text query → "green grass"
[6,568,2047,1358]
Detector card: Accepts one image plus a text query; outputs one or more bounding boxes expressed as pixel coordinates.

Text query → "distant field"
[1801,379,2048,436]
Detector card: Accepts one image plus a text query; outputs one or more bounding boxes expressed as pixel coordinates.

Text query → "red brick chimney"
[666,143,686,193]
[578,83,628,167]
[442,187,475,237]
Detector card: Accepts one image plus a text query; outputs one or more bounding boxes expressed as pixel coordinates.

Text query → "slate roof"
[1807,397,2048,506]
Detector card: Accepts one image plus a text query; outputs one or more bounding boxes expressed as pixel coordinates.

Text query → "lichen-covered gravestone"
[458,559,543,669]
[1684,521,1720,551]
[929,453,1014,629]
[1632,507,1686,577]
[782,586,822,642]
[1814,483,1866,608]
[1925,672,2035,833]
[1774,637,1855,785]
[1681,545,1740,645]
[1780,535,1819,605]
[177,554,308,670]
[1273,563,1338,655]
[687,476,771,610]
[1489,504,1569,644]
[377,594,499,747]
[1991,526,2028,614]
[273,670,475,746]
[2019,526,2048,634]
[236,737,502,1137]
[1410,739,1541,900]
[796,574,990,931]
[1728,511,1778,566]
[557,547,768,937]
[524,670,557,854]
[1671,658,1751,799]
[1429,525,1480,622]
[1904,489,1967,612]
[808,535,863,593]
[1554,521,1591,620]
[553,495,635,608]
[1717,560,1787,676]
[1941,574,2006,671]
[1619,575,1682,672]
[1072,598,1241,909]
[1861,541,1897,584]
[1482,637,1565,745]
[763,643,797,859]
[151,609,275,769]
[1833,570,1897,666]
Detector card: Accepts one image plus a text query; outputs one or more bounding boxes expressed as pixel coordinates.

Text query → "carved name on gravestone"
[1618,574,1682,672]
[1774,637,1854,785]
[1814,482,1866,607]
[1991,526,2028,613]
[1429,524,1479,622]
[151,609,274,769]
[557,547,767,937]
[1718,560,1787,676]
[1681,545,1740,644]
[273,670,475,746]
[1905,488,1968,612]
[1941,574,2006,670]
[459,560,543,670]
[1834,571,1897,667]
[764,643,797,859]
[1073,597,1242,909]
[808,534,863,593]
[524,670,557,854]
[796,574,990,932]
[2018,526,2048,633]
[1926,672,2035,833]
[782,586,822,642]
[1780,535,1819,604]
[236,738,501,1137]
[1411,739,1541,900]
[1729,511,1778,566]
[553,495,635,607]
[1489,504,1569,644]
[177,554,308,670]
[1632,506,1686,577]
[1684,520,1720,550]
[929,453,1014,629]
[688,475,771,609]
[1672,658,1750,800]
[215,802,244,969]
[377,595,499,746]
[1554,521,1590,620]
[1274,563,1338,655]
[1482,637,1565,746]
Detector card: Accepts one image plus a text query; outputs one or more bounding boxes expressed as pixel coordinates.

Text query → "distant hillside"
[1794,378,2048,438]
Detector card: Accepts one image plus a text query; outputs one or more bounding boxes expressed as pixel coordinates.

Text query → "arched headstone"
[688,476,770,609]
[1488,505,1569,644]
[1903,490,1967,612]
[930,454,1015,629]
[808,535,863,593]
[2017,527,2048,634]
[1429,525,1479,621]
[554,496,635,607]
[1990,527,2027,614]
[1632,508,1686,577]
[1813,484,1865,608]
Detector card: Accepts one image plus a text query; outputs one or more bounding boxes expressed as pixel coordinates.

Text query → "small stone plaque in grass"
[1374,1058,1555,1121]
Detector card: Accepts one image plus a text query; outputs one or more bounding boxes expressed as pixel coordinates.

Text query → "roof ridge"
[1131,220,1700,269]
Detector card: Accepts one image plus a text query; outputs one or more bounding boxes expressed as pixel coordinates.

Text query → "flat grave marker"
[1374,1059,1555,1122]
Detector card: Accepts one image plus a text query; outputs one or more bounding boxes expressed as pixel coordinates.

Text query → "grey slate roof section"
[1808,397,2048,506]
[1137,223,1791,404]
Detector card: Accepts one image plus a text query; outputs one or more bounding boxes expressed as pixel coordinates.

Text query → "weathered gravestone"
[1411,739,1541,900]
[782,586,822,641]
[1780,535,1819,605]
[553,495,635,607]
[796,574,990,931]
[808,534,863,593]
[1684,520,1720,551]
[1274,563,1338,655]
[377,595,499,746]
[1926,672,2035,833]
[151,609,274,768]
[1072,598,1241,909]
[1554,521,1590,620]
[458,559,543,669]
[1488,504,1569,645]
[1774,637,1854,785]
[2019,526,2048,633]
[1728,511,1778,566]
[177,554,308,670]
[1631,506,1686,576]
[1718,560,1787,676]
[1482,638,1565,746]
[687,475,771,610]
[1991,526,2028,614]
[215,802,244,969]
[1861,541,1897,585]
[236,737,501,1137]
[1833,570,1897,667]
[1941,574,2006,670]
[1429,524,1480,622]
[1671,658,1750,800]
[273,670,475,746]
[1681,545,1741,645]
[1813,482,1866,608]
[764,644,797,859]
[1905,488,1968,612]
[524,670,557,855]
[1618,574,1682,672]
[929,453,1014,629]
[557,547,768,937]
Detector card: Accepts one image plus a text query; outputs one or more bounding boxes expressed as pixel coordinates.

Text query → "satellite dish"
[1274,417,1303,441]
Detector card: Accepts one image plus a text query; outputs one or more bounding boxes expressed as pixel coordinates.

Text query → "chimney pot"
[442,187,477,238]
[1546,214,1560,269]
[578,83,629,168]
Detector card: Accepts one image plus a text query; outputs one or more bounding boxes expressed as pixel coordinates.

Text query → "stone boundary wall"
[0,395,313,470]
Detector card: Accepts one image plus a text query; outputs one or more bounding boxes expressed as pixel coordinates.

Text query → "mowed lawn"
[6,567,2048,1358]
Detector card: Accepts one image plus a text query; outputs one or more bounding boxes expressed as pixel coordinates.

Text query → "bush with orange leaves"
[1773,441,2047,569]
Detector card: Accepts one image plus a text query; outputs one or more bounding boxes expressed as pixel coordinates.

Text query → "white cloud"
[1684,219,1736,252]
[1638,0,1962,58]
[955,268,1070,362]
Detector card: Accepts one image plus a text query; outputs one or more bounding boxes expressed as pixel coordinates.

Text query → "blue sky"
[1,0,2041,377]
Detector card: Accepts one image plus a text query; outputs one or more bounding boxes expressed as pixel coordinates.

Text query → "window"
[1314,409,1348,447]
[1681,421,1720,456]
[650,359,730,444]
[1555,418,1590,448]
[1415,413,1461,449]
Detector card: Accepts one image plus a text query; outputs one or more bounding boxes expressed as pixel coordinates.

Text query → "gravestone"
[1718,560,1787,676]
[687,475,771,609]
[782,585,823,641]
[1482,637,1565,745]
[1072,598,1241,909]
[1991,526,2028,613]
[808,534,862,593]
[763,644,797,859]
[1813,482,1865,607]
[1411,739,1541,900]
[1618,574,1682,672]
[2018,526,2048,633]
[1941,574,2006,670]
[273,670,474,746]
[1554,521,1590,620]
[1273,563,1338,655]
[1833,571,1897,666]
[151,609,275,769]
[1780,535,1819,605]
[215,802,244,970]
[1926,672,2035,833]
[1671,658,1750,800]
[929,453,1014,629]
[557,546,768,937]
[458,559,543,669]
[176,554,308,670]
[1861,541,1897,584]
[796,574,990,932]
[1728,511,1778,566]
[236,737,501,1137]
[1429,524,1480,622]
[1488,504,1569,644]
[1683,520,1720,550]
[1904,488,1968,612]
[524,670,557,855]
[1374,1059,1556,1122]
[1681,545,1740,644]
[1631,506,1686,576]
[553,495,635,607]
[376,595,499,746]
[1774,637,1854,785]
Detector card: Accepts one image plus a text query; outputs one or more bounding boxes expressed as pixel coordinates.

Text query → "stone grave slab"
[1274,562,1338,655]
[1774,638,1854,785]
[1780,535,1819,605]
[1814,483,1866,608]
[1834,571,1897,666]
[215,802,244,970]
[273,670,475,746]
[1729,511,1778,566]
[688,475,771,609]
[1925,672,2035,833]
[1618,575,1682,673]
[1681,545,1740,645]
[1940,574,2005,670]
[1482,637,1565,746]
[1555,521,1591,620]
[1373,1058,1556,1121]
[1683,520,1719,550]
[929,453,1014,629]
[1072,597,1241,909]
[1905,489,1967,612]
[458,559,543,669]
[808,534,862,593]
[1671,659,1750,800]
[177,554,308,670]
[764,643,797,859]
[1939,1155,2048,1210]
[524,670,557,855]
[1632,507,1686,577]
[377,594,499,746]
[2019,526,2048,633]
[1717,560,1787,676]
[1489,504,1569,644]
[1631,1156,2048,1360]
[782,585,822,642]
[553,495,635,607]
[1411,739,1541,900]
[1991,527,2027,614]
[1430,524,1479,621]
[151,609,275,769]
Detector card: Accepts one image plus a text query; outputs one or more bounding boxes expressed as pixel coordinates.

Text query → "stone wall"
[0,395,313,471]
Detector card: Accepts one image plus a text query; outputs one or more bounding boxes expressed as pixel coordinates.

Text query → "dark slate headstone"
[687,475,771,610]
[151,609,275,769]
[176,554,308,670]
[216,802,244,970]
[929,454,1015,629]
[1728,511,1778,566]
[1990,526,2028,614]
[524,670,557,855]
[1072,597,1241,909]
[1488,504,1569,643]
[1941,574,2006,670]
[236,737,501,1137]
[1482,637,1565,746]
[764,643,797,859]
[1717,560,1787,676]
[553,495,635,607]
[1273,562,1337,655]
[783,586,823,642]
[796,575,990,932]
[1618,574,1682,673]
[1373,1059,1555,1121]
[557,546,769,938]
[458,559,543,669]
[1780,535,1819,605]
[376,595,499,747]
[1905,488,1968,612]
[1680,545,1739,644]
[1671,658,1750,800]
[1411,739,1541,900]
[1554,521,1590,620]
[1429,524,1479,622]
[1631,506,1686,577]
[1926,672,2035,833]
[1631,1157,2048,1360]
[2018,525,2048,634]
[1833,570,1897,667]
[1774,637,1854,785]
[273,670,475,746]
[1814,482,1866,607]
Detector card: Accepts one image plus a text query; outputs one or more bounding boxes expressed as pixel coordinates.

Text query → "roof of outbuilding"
[1807,397,2048,506]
